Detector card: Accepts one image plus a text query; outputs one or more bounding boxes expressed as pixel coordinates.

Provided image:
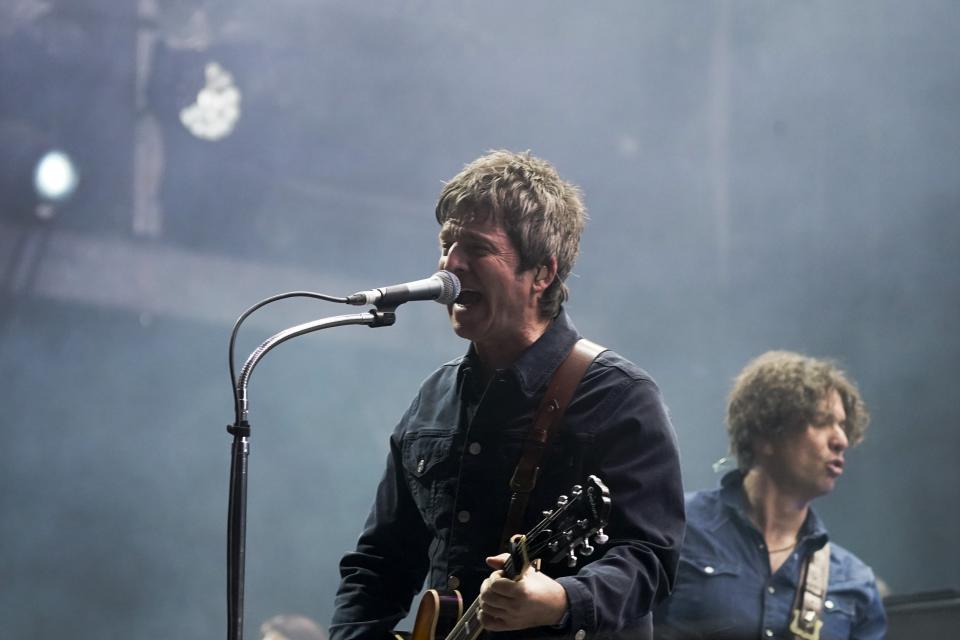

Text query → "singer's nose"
[830,423,849,453]
[439,241,466,273]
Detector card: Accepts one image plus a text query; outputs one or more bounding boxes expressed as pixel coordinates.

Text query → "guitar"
[401,475,611,640]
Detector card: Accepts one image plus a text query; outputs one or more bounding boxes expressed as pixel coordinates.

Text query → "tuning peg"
[566,549,578,567]
[570,484,583,496]
[556,495,569,506]
[580,540,595,556]
[548,540,560,552]
[593,528,609,545]
[542,509,553,517]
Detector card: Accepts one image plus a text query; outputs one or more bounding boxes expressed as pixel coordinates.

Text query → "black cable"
[228,291,349,423]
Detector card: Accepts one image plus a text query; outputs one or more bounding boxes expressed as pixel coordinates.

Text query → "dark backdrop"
[1,2,958,637]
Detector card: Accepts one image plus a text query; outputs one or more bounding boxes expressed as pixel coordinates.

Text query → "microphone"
[346,271,461,307]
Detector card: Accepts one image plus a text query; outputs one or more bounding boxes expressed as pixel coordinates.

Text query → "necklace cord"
[767,541,797,553]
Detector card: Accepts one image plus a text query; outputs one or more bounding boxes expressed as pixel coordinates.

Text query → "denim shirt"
[331,311,685,640]
[653,471,886,640]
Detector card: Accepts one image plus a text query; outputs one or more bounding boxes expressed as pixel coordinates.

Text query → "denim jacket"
[331,311,685,640]
[654,471,886,640]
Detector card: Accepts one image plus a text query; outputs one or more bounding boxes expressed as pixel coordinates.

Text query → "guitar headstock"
[506,475,611,574]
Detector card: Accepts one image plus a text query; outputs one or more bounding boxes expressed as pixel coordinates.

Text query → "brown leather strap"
[499,338,607,551]
[789,542,831,640]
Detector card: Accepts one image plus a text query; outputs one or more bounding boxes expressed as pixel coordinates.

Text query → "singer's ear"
[532,257,558,293]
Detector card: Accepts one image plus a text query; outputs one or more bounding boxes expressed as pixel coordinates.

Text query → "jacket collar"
[458,309,581,401]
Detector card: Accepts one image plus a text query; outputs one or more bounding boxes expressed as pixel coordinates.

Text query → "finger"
[485,575,523,598]
[485,553,509,570]
[478,589,512,611]
[480,569,506,592]
[478,599,511,618]
[478,607,509,631]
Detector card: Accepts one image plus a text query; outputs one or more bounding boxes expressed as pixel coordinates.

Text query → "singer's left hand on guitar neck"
[476,553,569,632]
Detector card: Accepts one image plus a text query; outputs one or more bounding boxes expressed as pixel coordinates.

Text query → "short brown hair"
[726,350,869,471]
[435,150,587,319]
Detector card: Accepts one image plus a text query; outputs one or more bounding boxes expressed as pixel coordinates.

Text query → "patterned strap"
[789,542,831,640]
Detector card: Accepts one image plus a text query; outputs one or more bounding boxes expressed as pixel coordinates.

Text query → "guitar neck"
[445,598,483,640]
[432,477,611,640]
[444,556,518,640]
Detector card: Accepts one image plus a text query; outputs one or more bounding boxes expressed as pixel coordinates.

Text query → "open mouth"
[455,290,482,306]
[826,460,844,477]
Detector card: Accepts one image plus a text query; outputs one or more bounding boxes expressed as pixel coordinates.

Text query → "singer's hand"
[477,553,568,631]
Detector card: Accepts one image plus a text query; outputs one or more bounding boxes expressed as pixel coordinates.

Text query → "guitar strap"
[499,338,607,552]
[789,542,831,640]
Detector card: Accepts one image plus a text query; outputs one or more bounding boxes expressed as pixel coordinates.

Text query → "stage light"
[34,150,79,202]
[180,61,241,141]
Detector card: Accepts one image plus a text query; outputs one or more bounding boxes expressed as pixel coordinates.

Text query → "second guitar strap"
[789,542,831,640]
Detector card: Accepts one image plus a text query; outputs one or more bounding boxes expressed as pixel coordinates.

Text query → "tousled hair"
[726,350,869,471]
[435,150,587,319]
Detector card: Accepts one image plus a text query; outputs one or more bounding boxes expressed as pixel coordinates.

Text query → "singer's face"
[438,218,542,358]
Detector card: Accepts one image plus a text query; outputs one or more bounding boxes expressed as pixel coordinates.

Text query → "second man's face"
[768,390,851,500]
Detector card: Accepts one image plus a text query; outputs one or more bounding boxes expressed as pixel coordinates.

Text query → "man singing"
[330,150,684,640]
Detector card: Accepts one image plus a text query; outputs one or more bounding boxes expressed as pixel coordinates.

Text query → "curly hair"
[726,350,869,471]
[435,150,587,319]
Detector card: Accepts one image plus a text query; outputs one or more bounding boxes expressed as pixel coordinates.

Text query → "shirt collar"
[718,469,830,545]
[456,309,581,400]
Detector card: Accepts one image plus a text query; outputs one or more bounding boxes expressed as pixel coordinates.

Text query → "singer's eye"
[461,240,491,256]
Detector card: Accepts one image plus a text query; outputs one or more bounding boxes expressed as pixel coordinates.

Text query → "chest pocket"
[401,430,456,517]
[818,584,859,640]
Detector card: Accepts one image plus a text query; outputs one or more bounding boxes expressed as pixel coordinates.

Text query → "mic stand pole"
[226,307,397,640]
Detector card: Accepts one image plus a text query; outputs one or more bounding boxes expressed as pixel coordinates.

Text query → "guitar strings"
[445,496,587,640]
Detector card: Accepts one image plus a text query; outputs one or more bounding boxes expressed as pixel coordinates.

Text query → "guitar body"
[410,589,464,640]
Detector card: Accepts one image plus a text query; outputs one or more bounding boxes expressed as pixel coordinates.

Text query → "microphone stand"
[226,306,398,640]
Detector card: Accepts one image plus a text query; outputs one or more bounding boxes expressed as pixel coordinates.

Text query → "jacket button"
[447,575,460,590]
[468,442,482,455]
[574,630,586,640]
[703,566,715,574]
[457,510,471,523]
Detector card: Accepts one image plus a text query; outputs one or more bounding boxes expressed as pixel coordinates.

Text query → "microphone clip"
[368,305,398,328]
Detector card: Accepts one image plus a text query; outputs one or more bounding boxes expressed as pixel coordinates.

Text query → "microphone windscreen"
[434,270,461,305]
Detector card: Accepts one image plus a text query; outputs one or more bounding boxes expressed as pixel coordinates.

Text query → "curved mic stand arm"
[234,310,393,422]
[226,307,396,640]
